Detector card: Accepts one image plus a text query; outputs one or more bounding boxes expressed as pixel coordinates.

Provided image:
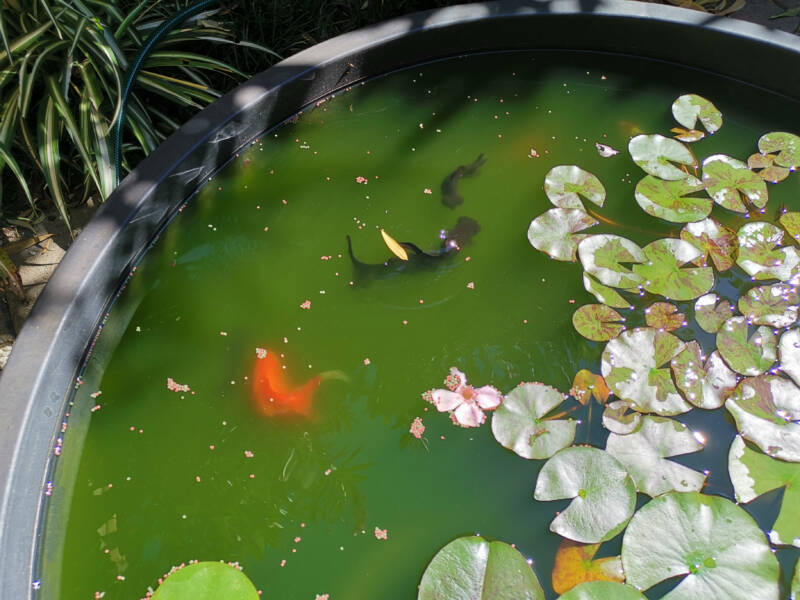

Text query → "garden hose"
[113,0,220,186]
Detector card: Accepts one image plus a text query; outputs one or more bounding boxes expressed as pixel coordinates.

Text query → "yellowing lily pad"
[551,539,624,596]
[725,375,800,462]
[672,94,722,134]
[716,316,777,376]
[418,536,545,600]
[528,208,599,262]
[680,218,738,272]
[544,165,606,210]
[645,302,685,331]
[633,175,710,223]
[671,127,705,143]
[578,235,644,290]
[701,154,767,213]
[534,447,636,544]
[694,293,734,334]
[729,435,800,547]
[671,342,738,410]
[738,283,799,328]
[572,304,625,342]
[748,152,790,183]
[780,211,800,242]
[758,131,800,169]
[582,272,632,309]
[570,370,611,405]
[601,327,691,415]
[602,400,642,435]
[737,221,800,282]
[491,382,576,460]
[632,238,714,301]
[628,134,696,181]
[621,492,780,600]
[151,562,259,600]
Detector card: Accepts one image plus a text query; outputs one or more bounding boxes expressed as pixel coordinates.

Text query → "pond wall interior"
[2,1,800,598]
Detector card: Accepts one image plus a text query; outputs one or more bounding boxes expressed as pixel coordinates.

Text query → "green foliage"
[150,561,259,599]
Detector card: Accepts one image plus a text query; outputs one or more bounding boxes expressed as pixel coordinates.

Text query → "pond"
[43,50,800,599]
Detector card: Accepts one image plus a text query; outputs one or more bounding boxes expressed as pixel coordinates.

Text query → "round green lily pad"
[737,221,800,282]
[702,154,767,213]
[672,94,722,134]
[680,218,738,272]
[621,492,780,600]
[572,304,625,342]
[645,302,685,331]
[582,272,632,309]
[418,536,545,600]
[534,447,636,544]
[671,342,738,410]
[528,208,599,262]
[491,382,576,460]
[628,134,696,181]
[633,238,714,301]
[779,211,800,242]
[716,316,777,376]
[694,293,734,334]
[558,581,646,600]
[544,165,606,210]
[151,562,259,600]
[779,328,800,387]
[758,131,800,169]
[633,174,710,223]
[578,235,644,290]
[738,283,799,328]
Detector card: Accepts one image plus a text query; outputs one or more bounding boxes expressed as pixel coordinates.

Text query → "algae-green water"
[44,51,800,599]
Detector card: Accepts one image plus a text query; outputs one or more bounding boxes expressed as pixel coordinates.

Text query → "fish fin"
[292,376,321,416]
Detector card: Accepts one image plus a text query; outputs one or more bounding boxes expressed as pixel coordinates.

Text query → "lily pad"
[601,327,691,415]
[551,539,624,596]
[738,283,799,328]
[694,293,734,334]
[578,235,645,290]
[780,211,800,242]
[544,166,606,210]
[558,582,646,600]
[582,272,632,309]
[758,131,800,169]
[645,302,685,331]
[671,127,705,143]
[570,369,611,405]
[633,175,710,223]
[672,94,722,134]
[491,382,577,460]
[779,328,800,387]
[528,208,599,262]
[572,304,625,342]
[602,400,642,435]
[151,562,259,600]
[671,342,738,410]
[534,447,636,544]
[725,375,800,462]
[628,134,696,181]
[680,218,738,272]
[748,152,790,183]
[793,558,800,599]
[716,316,777,376]
[729,435,800,547]
[702,154,768,213]
[737,222,800,282]
[418,536,545,600]
[606,415,706,497]
[621,492,780,599]
[632,238,714,301]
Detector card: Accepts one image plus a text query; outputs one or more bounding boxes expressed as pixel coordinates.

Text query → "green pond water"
[43,50,800,599]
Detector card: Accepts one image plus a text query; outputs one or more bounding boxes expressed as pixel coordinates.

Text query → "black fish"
[441,154,486,208]
[346,216,480,286]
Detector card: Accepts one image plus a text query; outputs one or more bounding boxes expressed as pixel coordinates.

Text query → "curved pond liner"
[2,0,800,596]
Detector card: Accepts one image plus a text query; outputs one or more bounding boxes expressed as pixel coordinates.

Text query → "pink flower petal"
[453,402,485,428]
[431,389,463,412]
[473,386,503,410]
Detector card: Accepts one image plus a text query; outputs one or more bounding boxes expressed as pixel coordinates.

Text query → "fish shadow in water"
[441,154,486,208]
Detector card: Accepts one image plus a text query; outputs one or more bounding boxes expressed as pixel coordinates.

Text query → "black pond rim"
[2,0,800,596]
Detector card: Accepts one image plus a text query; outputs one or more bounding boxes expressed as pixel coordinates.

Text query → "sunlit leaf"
[747,152,790,183]
[558,581,646,600]
[572,304,625,342]
[621,492,780,599]
[551,539,624,596]
[680,218,738,272]
[671,94,722,134]
[633,238,714,301]
[645,302,685,331]
[701,154,767,213]
[628,134,697,181]
[534,447,636,544]
[544,165,606,210]
[671,342,738,410]
[671,127,704,143]
[606,415,706,496]
[491,383,576,460]
[717,316,777,376]
[528,208,598,262]
[738,283,799,328]
[694,293,734,334]
[737,222,800,282]
[779,328,800,387]
[570,370,611,406]
[758,131,800,169]
[779,211,800,242]
[417,536,544,600]
[729,435,800,547]
[380,229,408,261]
[602,400,642,435]
[150,562,259,600]
[725,375,800,462]
[582,272,632,309]
[633,174,710,223]
[578,235,644,290]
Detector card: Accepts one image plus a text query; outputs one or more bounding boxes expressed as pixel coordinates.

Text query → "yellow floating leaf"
[570,369,611,405]
[552,538,625,595]
[380,229,408,261]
